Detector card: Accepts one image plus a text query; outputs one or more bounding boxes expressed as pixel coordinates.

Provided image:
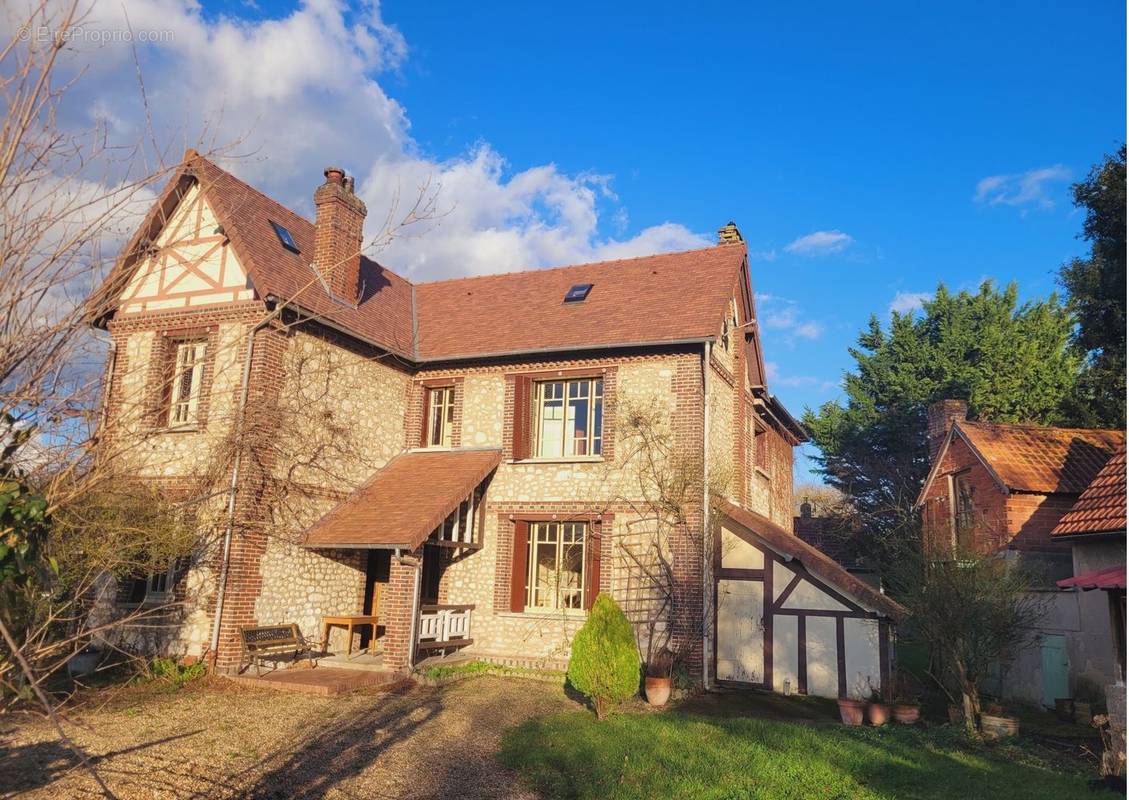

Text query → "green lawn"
[499,704,1099,800]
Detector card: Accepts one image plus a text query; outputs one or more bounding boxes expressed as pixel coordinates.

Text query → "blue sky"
[58,0,1127,479]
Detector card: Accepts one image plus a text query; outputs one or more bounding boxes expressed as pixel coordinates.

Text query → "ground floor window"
[527,521,586,611]
[121,563,176,605]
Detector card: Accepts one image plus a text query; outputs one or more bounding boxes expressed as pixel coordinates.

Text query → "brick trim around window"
[408,376,464,449]
[503,366,616,461]
[144,325,219,430]
[493,510,613,613]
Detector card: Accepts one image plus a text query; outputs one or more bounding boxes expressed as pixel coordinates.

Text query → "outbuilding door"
[1040,634,1069,708]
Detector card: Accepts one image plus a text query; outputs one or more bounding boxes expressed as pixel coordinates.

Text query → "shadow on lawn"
[0,727,204,797]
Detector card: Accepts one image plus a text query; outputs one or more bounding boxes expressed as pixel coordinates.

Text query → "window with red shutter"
[510,520,530,612]
[512,375,533,459]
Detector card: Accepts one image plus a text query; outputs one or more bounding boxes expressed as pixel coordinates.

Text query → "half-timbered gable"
[118,183,254,314]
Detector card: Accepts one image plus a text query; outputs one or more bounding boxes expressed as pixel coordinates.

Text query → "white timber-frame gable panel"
[119,182,254,314]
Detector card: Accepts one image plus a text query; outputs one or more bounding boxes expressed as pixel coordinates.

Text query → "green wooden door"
[1040,634,1069,708]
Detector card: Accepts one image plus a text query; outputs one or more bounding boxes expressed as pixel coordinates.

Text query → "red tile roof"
[1057,564,1126,591]
[302,449,501,549]
[97,154,750,365]
[718,499,907,620]
[413,246,745,361]
[956,421,1125,494]
[189,156,417,359]
[1052,445,1127,537]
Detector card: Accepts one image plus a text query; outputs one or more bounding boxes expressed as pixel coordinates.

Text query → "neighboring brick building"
[916,400,1125,705]
[89,151,902,694]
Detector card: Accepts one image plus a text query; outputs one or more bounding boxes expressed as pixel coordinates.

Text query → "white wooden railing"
[417,604,475,652]
[431,489,483,550]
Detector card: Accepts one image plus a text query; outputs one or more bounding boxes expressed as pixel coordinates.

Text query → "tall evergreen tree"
[803,282,1078,571]
[1059,146,1126,427]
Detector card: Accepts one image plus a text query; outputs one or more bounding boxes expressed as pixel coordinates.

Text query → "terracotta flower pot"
[644,676,672,707]
[980,713,1019,739]
[837,697,866,726]
[893,703,921,724]
[867,702,891,726]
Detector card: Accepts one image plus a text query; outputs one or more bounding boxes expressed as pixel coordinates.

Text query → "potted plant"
[644,648,674,707]
[837,696,866,726]
[866,687,891,726]
[979,708,1020,739]
[892,673,921,724]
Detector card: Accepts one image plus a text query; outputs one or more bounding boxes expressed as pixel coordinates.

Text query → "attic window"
[564,284,593,303]
[270,221,299,254]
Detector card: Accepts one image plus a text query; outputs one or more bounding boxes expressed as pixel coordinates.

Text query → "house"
[916,399,1125,705]
[88,151,903,698]
[1053,444,1126,683]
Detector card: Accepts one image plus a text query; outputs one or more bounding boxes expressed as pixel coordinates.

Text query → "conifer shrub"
[566,593,640,719]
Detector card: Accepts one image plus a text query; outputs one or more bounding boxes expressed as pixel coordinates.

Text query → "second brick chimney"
[926,399,968,462]
[314,166,367,302]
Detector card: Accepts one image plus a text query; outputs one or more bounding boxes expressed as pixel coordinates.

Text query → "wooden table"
[322,614,381,657]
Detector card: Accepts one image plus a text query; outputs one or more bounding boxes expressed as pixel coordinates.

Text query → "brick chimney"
[926,399,968,461]
[314,166,367,301]
[718,221,743,245]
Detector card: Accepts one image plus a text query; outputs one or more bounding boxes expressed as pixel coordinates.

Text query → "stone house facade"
[916,400,1125,705]
[90,152,898,691]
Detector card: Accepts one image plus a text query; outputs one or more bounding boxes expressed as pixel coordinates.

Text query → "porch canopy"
[1057,565,1126,592]
[302,448,502,550]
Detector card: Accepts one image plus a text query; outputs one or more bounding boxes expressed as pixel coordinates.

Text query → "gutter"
[265,294,709,365]
[208,311,274,665]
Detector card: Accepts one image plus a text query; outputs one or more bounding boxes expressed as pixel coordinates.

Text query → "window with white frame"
[427,386,455,447]
[526,521,586,610]
[167,341,206,427]
[123,562,176,605]
[534,378,602,458]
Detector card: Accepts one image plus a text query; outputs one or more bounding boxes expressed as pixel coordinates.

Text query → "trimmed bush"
[567,593,640,719]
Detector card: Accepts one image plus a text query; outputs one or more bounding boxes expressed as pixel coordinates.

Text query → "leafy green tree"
[567,593,640,719]
[803,282,1078,571]
[1059,146,1126,427]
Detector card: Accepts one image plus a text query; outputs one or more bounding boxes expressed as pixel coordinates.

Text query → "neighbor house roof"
[916,420,1125,507]
[955,422,1124,494]
[718,499,907,620]
[302,448,502,549]
[1052,444,1127,538]
[413,246,745,361]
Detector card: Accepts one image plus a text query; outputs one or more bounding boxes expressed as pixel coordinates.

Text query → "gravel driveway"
[0,675,580,799]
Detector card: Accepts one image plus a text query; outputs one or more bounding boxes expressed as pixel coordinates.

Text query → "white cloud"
[783,230,853,257]
[755,294,823,341]
[973,165,1070,209]
[888,291,931,315]
[765,361,834,390]
[12,0,710,282]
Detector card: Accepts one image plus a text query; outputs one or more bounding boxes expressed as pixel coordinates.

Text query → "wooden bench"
[238,623,316,675]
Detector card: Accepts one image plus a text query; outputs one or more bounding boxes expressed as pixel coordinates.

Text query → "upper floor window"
[167,341,206,427]
[534,378,602,458]
[526,521,587,611]
[427,386,455,447]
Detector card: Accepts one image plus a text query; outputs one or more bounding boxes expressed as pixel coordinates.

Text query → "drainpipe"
[701,341,712,689]
[93,331,117,437]
[208,313,274,665]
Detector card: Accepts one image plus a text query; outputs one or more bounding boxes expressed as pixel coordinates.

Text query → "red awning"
[1057,565,1126,591]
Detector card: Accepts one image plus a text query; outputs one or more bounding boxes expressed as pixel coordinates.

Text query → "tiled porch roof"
[302,448,502,549]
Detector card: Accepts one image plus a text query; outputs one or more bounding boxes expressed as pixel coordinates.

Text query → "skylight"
[564,283,593,303]
[270,221,299,254]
